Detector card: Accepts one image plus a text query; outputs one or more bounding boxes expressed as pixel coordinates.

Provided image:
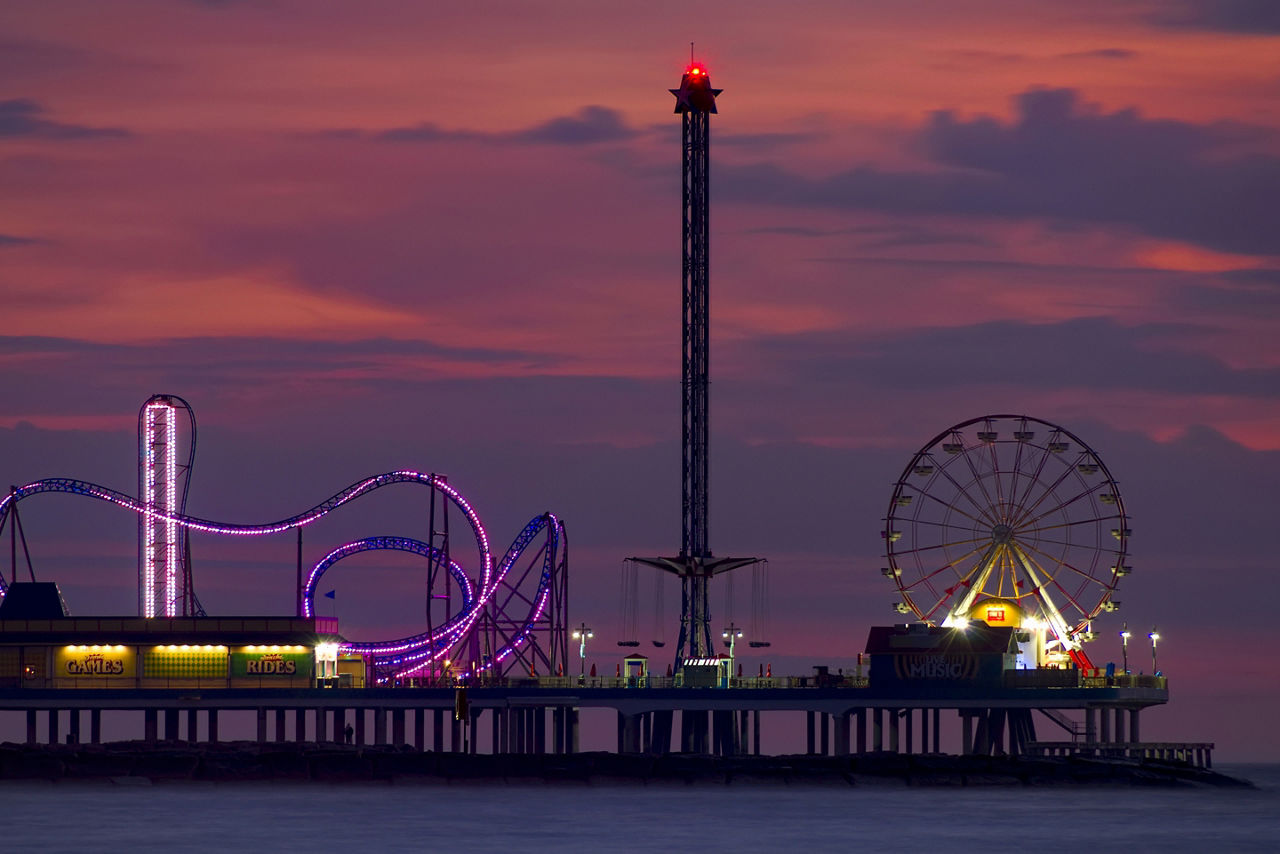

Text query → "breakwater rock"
[0,742,1251,787]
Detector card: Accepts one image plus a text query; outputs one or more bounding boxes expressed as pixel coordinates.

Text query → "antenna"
[690,42,694,64]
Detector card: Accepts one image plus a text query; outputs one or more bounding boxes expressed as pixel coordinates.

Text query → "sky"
[1,0,1278,759]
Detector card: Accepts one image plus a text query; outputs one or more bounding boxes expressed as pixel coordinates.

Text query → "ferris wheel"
[883,415,1129,659]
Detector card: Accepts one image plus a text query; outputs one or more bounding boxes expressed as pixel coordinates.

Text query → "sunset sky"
[2,0,1278,758]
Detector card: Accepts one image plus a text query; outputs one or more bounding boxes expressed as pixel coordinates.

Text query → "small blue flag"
[324,590,336,600]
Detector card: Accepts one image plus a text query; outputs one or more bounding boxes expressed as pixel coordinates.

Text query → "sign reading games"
[57,646,136,679]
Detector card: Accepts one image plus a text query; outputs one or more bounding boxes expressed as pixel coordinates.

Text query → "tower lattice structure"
[633,62,759,665]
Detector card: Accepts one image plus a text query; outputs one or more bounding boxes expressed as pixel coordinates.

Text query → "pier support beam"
[889,708,900,753]
[414,708,425,751]
[932,708,941,753]
[256,707,267,743]
[26,709,37,744]
[1129,708,1140,743]
[433,709,444,752]
[68,709,81,745]
[314,708,326,743]
[392,709,405,746]
[856,708,866,754]
[833,713,850,757]
[961,711,973,755]
[189,709,200,743]
[208,709,219,743]
[275,708,287,743]
[295,708,306,743]
[146,708,159,745]
[90,709,102,745]
[373,708,387,745]
[806,711,816,754]
[874,708,884,752]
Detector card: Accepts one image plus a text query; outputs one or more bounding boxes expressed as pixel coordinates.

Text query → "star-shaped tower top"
[671,64,722,114]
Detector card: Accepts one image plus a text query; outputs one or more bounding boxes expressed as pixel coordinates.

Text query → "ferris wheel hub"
[991,524,1013,544]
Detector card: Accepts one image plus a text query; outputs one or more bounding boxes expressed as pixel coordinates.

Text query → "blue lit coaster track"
[0,472,568,679]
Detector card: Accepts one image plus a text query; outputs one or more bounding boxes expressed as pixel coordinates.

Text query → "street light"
[1148,627,1160,674]
[722,622,743,683]
[571,623,593,680]
[1120,623,1131,674]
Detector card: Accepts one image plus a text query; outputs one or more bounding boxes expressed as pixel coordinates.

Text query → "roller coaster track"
[0,473,565,678]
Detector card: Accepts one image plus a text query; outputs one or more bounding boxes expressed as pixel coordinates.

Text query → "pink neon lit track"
[0,472,561,674]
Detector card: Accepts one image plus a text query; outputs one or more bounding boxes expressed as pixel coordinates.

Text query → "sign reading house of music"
[865,624,1017,688]
[894,653,980,680]
[231,646,312,679]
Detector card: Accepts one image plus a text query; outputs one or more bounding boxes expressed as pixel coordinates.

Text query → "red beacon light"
[672,58,721,114]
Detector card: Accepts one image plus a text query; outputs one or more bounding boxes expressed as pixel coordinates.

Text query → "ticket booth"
[623,653,648,686]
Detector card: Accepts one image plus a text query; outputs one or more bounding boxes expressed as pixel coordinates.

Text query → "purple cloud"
[720,88,1280,256]
[0,98,130,139]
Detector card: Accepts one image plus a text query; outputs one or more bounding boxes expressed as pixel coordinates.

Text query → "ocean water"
[4,764,1277,853]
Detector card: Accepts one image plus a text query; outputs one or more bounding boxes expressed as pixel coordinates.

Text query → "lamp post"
[722,622,743,685]
[571,623,593,681]
[1148,627,1160,674]
[1120,623,1131,674]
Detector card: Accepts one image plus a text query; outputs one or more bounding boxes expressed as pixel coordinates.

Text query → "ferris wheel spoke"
[920,589,958,622]
[906,486,991,528]
[901,541,990,591]
[931,461,1000,526]
[984,433,1007,517]
[1007,439,1053,522]
[891,536,988,557]
[1009,456,1085,529]
[1018,515,1120,536]
[1017,538,1106,585]
[1016,481,1110,530]
[903,516,984,534]
[955,444,1001,524]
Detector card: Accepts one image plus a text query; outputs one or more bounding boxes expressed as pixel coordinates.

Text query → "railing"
[1025,740,1213,768]
[1081,674,1166,689]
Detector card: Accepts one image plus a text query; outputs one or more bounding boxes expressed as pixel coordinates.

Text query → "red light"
[691,68,701,75]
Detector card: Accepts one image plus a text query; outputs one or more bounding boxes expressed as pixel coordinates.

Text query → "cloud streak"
[0,98,131,139]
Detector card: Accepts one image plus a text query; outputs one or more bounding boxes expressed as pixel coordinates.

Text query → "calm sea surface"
[4,763,1277,853]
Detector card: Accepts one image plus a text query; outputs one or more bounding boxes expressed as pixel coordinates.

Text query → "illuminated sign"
[57,645,135,678]
[894,654,979,680]
[231,647,312,679]
[986,607,1007,623]
[247,655,296,675]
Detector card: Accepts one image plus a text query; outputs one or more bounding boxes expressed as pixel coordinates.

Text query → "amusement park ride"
[0,393,570,684]
[883,414,1131,672]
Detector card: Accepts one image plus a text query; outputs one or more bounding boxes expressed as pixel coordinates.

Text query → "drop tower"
[633,59,760,666]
